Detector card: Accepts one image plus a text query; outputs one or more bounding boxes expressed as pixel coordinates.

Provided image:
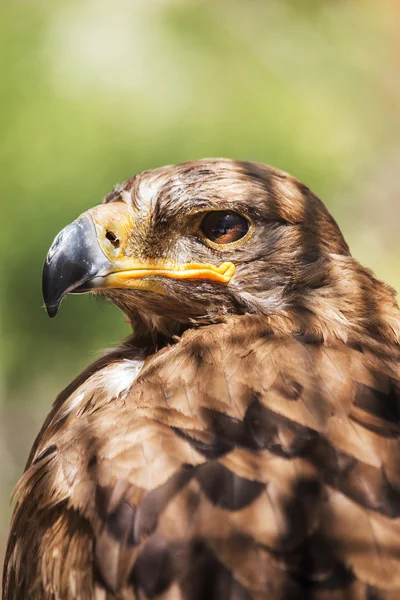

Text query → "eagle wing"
[4,315,400,599]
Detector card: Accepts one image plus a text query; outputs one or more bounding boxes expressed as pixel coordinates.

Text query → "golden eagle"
[4,159,400,599]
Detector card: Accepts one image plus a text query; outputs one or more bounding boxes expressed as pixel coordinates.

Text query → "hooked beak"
[42,202,235,317]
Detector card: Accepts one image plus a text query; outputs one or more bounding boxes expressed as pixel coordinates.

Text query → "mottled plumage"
[3,159,400,599]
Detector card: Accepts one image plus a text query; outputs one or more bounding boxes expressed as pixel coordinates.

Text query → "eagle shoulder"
[4,316,400,599]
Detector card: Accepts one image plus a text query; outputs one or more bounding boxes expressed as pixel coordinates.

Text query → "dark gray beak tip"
[42,216,111,317]
[44,302,60,319]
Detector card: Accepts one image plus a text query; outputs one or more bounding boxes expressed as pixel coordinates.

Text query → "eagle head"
[43,159,398,344]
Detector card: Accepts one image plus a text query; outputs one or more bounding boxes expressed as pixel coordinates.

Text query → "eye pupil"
[200,211,249,244]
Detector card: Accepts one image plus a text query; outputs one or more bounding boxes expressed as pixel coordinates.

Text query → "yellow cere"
[103,261,236,288]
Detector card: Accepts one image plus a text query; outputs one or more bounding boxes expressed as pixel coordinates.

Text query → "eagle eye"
[200,211,249,245]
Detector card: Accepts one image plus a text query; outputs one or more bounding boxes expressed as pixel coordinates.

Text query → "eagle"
[3,159,400,600]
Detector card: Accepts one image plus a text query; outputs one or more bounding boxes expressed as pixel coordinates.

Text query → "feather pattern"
[3,159,400,599]
[4,316,400,599]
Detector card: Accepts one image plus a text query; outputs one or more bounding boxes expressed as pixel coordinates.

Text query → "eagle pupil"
[201,211,249,244]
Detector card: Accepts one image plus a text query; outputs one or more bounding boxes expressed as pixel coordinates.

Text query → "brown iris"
[200,211,249,244]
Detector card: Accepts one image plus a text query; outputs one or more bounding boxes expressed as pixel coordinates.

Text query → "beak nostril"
[105,230,120,248]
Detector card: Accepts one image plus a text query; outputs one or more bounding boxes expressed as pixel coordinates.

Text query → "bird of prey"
[3,159,400,600]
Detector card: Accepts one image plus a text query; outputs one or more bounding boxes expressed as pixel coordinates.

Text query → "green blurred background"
[1,0,399,565]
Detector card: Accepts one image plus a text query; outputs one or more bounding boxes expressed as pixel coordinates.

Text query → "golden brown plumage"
[3,159,400,599]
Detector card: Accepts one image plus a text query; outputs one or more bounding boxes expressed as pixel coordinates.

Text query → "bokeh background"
[1,0,399,566]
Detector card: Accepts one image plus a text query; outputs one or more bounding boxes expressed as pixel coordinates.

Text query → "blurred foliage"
[1,0,399,564]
